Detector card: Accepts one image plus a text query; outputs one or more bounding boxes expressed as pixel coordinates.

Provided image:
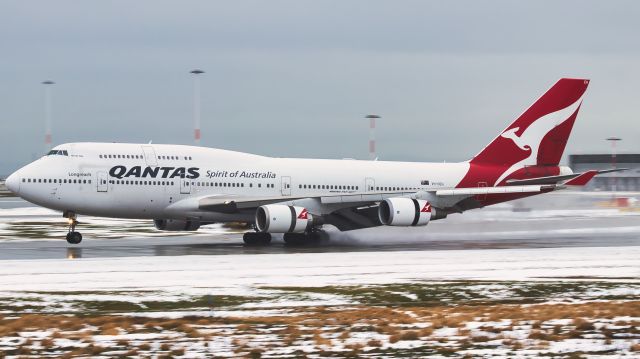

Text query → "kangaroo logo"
[500,127,530,151]
[297,208,309,220]
[420,202,432,213]
[493,95,584,186]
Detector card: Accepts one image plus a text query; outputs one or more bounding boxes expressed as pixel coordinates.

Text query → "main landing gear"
[64,213,82,245]
[242,232,271,246]
[243,229,329,246]
[283,230,329,246]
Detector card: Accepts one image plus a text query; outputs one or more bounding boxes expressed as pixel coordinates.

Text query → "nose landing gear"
[64,213,82,244]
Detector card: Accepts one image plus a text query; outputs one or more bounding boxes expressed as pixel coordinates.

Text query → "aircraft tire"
[243,232,271,246]
[282,233,309,246]
[66,231,82,244]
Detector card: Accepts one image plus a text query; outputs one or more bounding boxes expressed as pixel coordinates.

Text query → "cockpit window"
[46,150,69,156]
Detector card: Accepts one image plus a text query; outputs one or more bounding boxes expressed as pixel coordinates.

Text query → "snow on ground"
[0,246,637,295]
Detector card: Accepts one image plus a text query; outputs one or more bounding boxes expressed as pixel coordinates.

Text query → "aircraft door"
[180,178,191,194]
[365,177,375,192]
[97,172,108,192]
[281,176,291,196]
[142,146,157,166]
[475,181,487,201]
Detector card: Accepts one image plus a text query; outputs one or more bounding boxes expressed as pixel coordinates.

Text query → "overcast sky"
[1,0,639,175]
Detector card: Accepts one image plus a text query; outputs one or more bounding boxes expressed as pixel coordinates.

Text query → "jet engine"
[153,219,201,231]
[378,198,434,226]
[255,205,312,233]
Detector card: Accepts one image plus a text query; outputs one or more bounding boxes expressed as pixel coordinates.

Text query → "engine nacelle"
[153,219,201,231]
[378,198,434,226]
[255,205,311,233]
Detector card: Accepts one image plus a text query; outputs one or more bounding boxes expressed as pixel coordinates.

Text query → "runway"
[1,195,639,358]
[0,194,639,260]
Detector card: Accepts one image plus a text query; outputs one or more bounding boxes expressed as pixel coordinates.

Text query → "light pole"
[606,137,621,201]
[365,114,380,160]
[42,80,55,152]
[190,69,205,145]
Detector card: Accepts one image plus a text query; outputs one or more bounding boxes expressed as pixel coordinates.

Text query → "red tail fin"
[458,78,589,187]
[473,78,589,167]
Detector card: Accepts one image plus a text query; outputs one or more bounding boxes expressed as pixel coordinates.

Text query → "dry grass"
[399,330,419,341]
[101,327,119,336]
[116,338,129,347]
[338,330,350,340]
[366,339,383,347]
[471,335,491,343]
[170,347,185,356]
[40,337,54,349]
[312,330,331,346]
[573,318,595,331]
[0,299,638,357]
[248,347,264,359]
[237,323,251,331]
[418,326,434,337]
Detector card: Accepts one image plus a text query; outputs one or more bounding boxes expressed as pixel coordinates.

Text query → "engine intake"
[378,198,434,226]
[256,205,311,233]
[154,219,201,231]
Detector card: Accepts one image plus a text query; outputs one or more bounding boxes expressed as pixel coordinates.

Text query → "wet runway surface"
[1,196,639,260]
[2,225,640,260]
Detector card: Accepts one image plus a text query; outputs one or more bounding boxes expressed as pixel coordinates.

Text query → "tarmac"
[0,193,638,260]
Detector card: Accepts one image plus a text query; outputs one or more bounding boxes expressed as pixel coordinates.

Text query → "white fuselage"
[8,143,469,222]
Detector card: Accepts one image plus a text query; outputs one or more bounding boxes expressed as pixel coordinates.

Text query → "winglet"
[563,170,598,186]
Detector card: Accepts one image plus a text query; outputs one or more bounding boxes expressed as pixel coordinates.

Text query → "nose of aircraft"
[5,171,20,194]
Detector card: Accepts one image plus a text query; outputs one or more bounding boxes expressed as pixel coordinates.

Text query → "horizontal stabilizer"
[506,168,627,186]
[562,170,598,186]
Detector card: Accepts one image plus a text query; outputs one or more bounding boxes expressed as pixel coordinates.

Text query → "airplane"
[5,78,617,245]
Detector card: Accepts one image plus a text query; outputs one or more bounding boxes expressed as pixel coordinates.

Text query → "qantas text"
[109,166,200,179]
